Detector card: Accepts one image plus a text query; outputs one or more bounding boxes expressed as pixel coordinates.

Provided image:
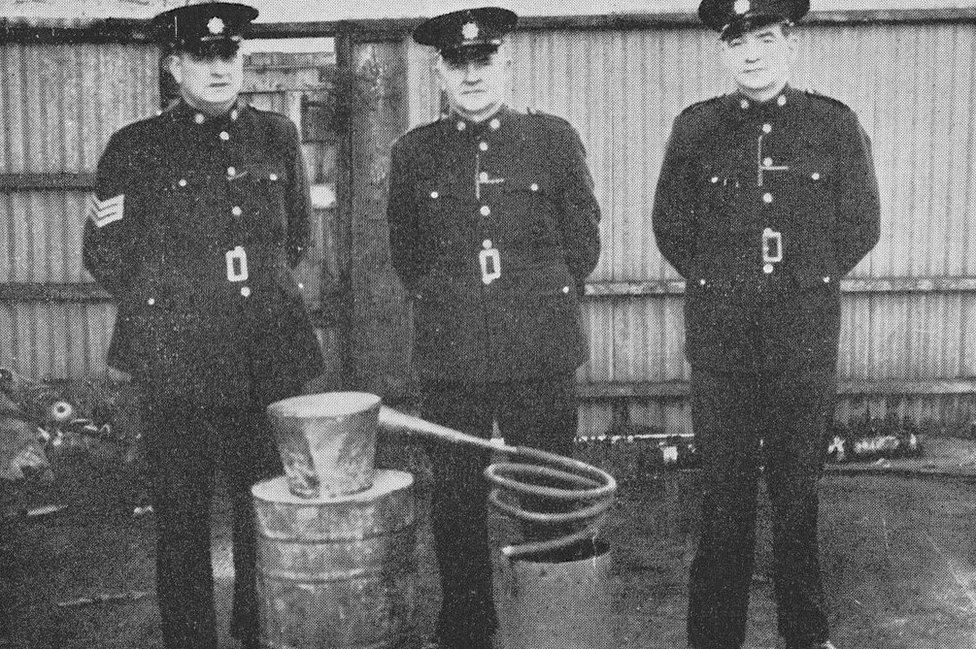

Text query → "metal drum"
[252,470,420,649]
[498,539,613,649]
[267,392,380,498]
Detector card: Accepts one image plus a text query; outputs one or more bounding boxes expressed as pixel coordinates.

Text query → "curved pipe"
[378,406,617,559]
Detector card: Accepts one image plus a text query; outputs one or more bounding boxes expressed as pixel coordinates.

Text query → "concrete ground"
[4,438,976,649]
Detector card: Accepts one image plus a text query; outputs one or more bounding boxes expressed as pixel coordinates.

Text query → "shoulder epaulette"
[802,89,853,113]
[678,94,725,117]
[522,107,572,128]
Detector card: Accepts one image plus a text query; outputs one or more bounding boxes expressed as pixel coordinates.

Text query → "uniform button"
[479,141,488,152]
[230,108,239,121]
[763,157,773,166]
[562,285,570,294]
[763,192,773,204]
[232,206,243,217]
[227,166,236,177]
[456,121,466,131]
[480,205,491,216]
[530,183,539,191]
[762,123,772,134]
[777,95,787,107]
[710,176,718,184]
[269,173,278,181]
[740,98,749,110]
[763,263,774,274]
[297,282,304,290]
[490,118,501,130]
[240,286,251,297]
[178,178,187,187]
[146,297,155,306]
[823,276,831,283]
[430,191,439,199]
[811,172,821,180]
[220,131,230,141]
[479,171,489,181]
[699,279,706,286]
[194,113,204,124]
[483,239,492,248]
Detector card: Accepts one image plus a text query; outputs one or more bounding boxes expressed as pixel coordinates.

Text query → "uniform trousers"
[141,395,282,649]
[420,373,578,649]
[686,366,835,649]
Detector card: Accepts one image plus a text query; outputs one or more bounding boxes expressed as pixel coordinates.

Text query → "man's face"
[721,23,797,101]
[435,48,509,122]
[168,49,244,114]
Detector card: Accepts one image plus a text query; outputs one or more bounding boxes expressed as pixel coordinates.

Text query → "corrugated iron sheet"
[404,20,976,434]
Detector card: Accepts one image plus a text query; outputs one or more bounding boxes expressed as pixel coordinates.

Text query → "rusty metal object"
[267,392,380,498]
[252,471,420,649]
[498,539,613,649]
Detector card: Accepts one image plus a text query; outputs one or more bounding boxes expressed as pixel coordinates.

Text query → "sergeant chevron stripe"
[88,194,124,228]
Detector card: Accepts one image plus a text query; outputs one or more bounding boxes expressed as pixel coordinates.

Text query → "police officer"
[82,4,323,648]
[386,7,601,648]
[652,1,879,648]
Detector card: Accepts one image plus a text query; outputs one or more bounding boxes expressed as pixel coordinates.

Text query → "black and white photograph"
[0,1,972,648]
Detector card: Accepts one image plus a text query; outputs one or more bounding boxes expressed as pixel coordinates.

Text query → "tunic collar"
[170,98,245,128]
[448,104,510,136]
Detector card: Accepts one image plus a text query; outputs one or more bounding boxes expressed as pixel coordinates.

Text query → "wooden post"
[333,26,411,398]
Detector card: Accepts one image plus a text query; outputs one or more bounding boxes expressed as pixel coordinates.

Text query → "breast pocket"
[696,165,744,236]
[241,162,289,238]
[416,183,467,251]
[492,174,555,247]
[785,156,837,251]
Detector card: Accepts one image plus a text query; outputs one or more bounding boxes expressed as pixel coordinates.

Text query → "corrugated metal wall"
[4,17,976,436]
[404,19,976,434]
[0,43,159,380]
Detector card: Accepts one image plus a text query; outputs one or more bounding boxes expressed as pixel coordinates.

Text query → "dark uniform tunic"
[83,100,323,649]
[653,86,880,649]
[387,106,600,648]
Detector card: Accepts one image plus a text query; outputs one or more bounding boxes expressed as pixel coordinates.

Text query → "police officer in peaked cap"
[83,3,322,648]
[652,0,879,648]
[387,7,601,649]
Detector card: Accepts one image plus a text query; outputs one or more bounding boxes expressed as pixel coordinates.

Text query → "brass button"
[483,239,492,248]
[811,172,821,180]
[530,183,539,192]
[178,179,187,187]
[479,141,488,152]
[489,118,501,130]
[219,131,230,141]
[194,113,204,124]
[240,286,251,297]
[562,285,570,294]
[269,173,278,181]
[430,191,439,199]
[479,172,489,181]
[763,193,773,204]
[763,264,774,274]
[480,205,491,216]
[227,166,236,177]
[456,121,466,131]
[762,123,772,134]
[823,276,831,283]
[146,297,155,306]
[777,95,786,107]
[740,98,749,110]
[763,157,773,166]
[232,206,243,217]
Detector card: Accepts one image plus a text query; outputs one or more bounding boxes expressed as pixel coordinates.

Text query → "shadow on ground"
[4,439,976,649]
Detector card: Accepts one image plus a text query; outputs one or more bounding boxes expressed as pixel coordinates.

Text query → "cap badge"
[207,17,225,35]
[462,21,480,40]
[733,0,750,15]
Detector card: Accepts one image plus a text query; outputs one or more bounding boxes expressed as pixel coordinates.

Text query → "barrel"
[252,470,420,649]
[498,539,613,649]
